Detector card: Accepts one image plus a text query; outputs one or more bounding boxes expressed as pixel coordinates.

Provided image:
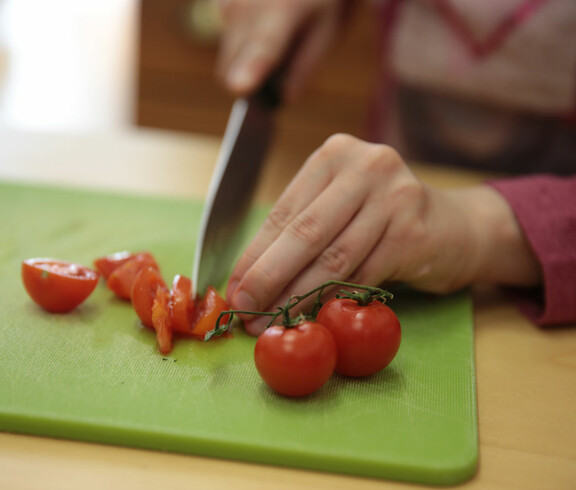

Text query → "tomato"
[190,286,230,340]
[316,297,401,377]
[93,250,135,279]
[106,253,159,300]
[151,286,173,355]
[21,258,99,313]
[131,266,167,328]
[254,322,337,397]
[171,275,196,335]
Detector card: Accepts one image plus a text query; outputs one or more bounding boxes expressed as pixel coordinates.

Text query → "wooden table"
[1,127,575,489]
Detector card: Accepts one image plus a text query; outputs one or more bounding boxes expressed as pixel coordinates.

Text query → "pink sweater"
[373,0,576,325]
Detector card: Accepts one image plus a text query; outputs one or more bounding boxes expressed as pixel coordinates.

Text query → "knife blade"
[192,79,281,297]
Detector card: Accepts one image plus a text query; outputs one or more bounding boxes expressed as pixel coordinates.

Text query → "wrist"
[457,186,541,287]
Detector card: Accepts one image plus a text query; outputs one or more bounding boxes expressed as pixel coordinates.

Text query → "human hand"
[226,134,541,335]
[216,0,346,99]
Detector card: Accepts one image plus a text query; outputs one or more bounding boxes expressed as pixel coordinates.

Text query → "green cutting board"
[0,182,478,485]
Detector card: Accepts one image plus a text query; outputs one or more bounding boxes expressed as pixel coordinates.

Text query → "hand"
[226,134,541,335]
[216,0,346,99]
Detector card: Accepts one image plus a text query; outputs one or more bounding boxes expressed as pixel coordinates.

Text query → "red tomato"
[21,258,99,313]
[190,286,230,340]
[316,298,401,377]
[93,250,135,279]
[254,322,337,397]
[171,275,196,335]
[106,253,159,300]
[131,266,167,328]
[151,286,173,355]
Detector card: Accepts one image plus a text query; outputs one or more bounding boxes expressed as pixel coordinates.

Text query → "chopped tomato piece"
[191,286,230,340]
[131,266,167,328]
[93,250,135,279]
[106,253,159,300]
[21,258,100,313]
[171,275,196,335]
[152,287,173,355]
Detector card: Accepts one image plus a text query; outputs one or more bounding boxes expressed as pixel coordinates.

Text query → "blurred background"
[0,0,378,165]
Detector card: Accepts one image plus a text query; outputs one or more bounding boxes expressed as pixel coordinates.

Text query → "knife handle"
[252,67,283,110]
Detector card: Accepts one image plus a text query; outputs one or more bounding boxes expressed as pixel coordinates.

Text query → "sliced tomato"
[21,258,99,313]
[151,287,173,355]
[106,253,159,300]
[190,286,230,340]
[93,250,135,279]
[171,275,196,335]
[131,266,167,328]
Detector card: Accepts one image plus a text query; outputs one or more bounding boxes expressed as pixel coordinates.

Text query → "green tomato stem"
[204,280,394,341]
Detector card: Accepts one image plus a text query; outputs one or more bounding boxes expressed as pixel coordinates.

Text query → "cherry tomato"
[171,275,196,335]
[190,286,230,340]
[254,322,337,397]
[316,298,401,377]
[151,286,173,355]
[93,250,135,279]
[131,266,167,328]
[21,258,99,313]
[106,253,159,300]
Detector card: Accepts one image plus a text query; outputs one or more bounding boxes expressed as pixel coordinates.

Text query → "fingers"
[225,144,334,301]
[216,1,306,96]
[230,160,368,311]
[216,0,343,98]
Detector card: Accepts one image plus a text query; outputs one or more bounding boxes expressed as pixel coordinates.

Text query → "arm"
[226,134,543,335]
[489,175,576,326]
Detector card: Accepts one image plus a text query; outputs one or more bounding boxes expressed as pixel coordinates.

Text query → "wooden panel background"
[135,0,380,185]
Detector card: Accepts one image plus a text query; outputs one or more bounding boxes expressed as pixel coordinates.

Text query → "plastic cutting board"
[0,182,478,485]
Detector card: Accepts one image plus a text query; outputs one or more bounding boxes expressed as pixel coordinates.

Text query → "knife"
[192,76,281,297]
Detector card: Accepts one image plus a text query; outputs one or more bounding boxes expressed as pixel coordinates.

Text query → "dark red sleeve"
[489,175,576,326]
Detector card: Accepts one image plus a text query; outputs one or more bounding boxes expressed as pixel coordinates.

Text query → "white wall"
[0,0,137,131]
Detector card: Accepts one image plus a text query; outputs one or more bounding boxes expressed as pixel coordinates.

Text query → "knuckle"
[265,205,293,233]
[360,144,403,176]
[316,133,357,160]
[317,244,353,277]
[288,212,325,247]
[392,178,427,205]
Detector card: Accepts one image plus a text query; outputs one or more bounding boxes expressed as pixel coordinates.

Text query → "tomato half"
[190,286,230,340]
[131,266,167,328]
[21,258,99,313]
[151,286,173,355]
[171,275,196,335]
[106,253,159,300]
[316,297,401,377]
[254,321,337,397]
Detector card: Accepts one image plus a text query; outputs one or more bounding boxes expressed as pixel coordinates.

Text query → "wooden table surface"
[1,127,575,490]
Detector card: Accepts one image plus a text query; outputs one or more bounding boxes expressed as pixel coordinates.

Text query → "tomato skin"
[21,258,99,313]
[316,298,401,377]
[190,286,230,340]
[254,322,337,397]
[131,266,167,328]
[171,275,196,335]
[106,253,159,300]
[151,287,173,355]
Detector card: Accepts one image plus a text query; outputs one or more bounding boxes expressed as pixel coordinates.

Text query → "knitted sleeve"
[489,175,576,326]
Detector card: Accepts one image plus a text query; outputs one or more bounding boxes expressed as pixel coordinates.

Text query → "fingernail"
[226,279,238,302]
[232,289,258,312]
[227,63,254,92]
[245,317,269,336]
